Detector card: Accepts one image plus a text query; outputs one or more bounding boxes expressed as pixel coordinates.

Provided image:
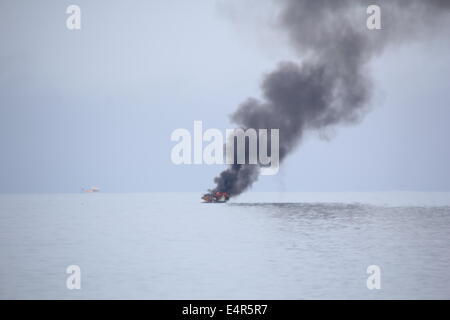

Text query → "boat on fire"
[201,191,230,203]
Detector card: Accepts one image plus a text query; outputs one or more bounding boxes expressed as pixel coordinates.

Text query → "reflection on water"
[1,193,450,299]
[230,202,369,216]
[230,202,373,228]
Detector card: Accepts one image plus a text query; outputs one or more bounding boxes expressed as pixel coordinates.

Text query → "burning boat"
[201,191,230,203]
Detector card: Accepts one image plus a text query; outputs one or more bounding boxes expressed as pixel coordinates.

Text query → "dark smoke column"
[208,0,450,198]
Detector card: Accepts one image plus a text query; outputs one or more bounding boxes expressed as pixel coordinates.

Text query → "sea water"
[0,192,449,299]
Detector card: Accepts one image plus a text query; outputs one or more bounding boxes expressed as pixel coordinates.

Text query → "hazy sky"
[1,0,450,193]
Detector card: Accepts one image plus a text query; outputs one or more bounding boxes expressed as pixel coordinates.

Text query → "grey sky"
[1,0,450,193]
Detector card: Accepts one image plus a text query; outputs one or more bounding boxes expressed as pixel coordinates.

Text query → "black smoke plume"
[209,0,450,198]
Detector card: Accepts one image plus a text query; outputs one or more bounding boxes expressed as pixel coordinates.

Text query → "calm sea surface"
[1,192,449,299]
